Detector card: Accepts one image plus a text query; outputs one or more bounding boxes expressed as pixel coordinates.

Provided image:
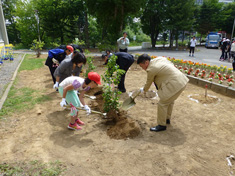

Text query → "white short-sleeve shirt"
[190,39,197,47]
[59,76,90,91]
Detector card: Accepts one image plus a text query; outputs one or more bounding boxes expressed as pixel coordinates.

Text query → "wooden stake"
[205,84,208,99]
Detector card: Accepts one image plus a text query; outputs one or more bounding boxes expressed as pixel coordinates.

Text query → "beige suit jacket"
[144,57,189,100]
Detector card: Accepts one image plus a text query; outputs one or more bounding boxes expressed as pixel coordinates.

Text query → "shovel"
[121,89,141,110]
[64,105,107,116]
[77,92,96,100]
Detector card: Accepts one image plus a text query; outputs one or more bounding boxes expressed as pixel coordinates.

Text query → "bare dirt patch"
[189,94,219,104]
[0,55,235,175]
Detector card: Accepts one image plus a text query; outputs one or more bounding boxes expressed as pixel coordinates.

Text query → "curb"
[187,75,235,98]
[0,54,26,110]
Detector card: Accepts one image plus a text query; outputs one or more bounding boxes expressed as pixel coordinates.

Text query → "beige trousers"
[157,85,186,126]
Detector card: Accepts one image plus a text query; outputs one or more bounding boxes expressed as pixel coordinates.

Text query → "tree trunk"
[200,33,202,45]
[169,30,174,48]
[151,33,158,48]
[182,30,185,42]
[60,35,64,44]
[120,0,124,32]
[175,30,178,49]
[84,11,89,48]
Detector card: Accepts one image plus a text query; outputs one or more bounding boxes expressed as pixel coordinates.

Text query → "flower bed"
[134,54,235,89]
[167,57,235,89]
[0,44,15,68]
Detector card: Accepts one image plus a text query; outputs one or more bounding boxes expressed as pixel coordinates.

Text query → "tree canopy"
[1,0,235,48]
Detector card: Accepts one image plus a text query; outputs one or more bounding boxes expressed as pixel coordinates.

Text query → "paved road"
[128,46,233,69]
[14,45,233,69]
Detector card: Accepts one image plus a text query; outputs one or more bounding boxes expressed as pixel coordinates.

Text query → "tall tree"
[196,0,223,36]
[165,0,195,48]
[220,2,235,38]
[35,0,85,44]
[14,0,38,46]
[141,0,167,48]
[86,0,145,44]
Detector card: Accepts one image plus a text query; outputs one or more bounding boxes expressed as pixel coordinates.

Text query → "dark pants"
[118,58,134,92]
[220,49,225,60]
[189,47,195,54]
[232,52,235,70]
[48,66,57,84]
[119,48,128,52]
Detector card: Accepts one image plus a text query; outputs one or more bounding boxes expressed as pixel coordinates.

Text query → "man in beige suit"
[137,54,189,132]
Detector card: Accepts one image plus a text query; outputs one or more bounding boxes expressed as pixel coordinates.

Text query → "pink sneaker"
[75,118,85,126]
[67,123,82,130]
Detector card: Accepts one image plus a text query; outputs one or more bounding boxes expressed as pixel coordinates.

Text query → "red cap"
[66,45,74,52]
[88,72,101,85]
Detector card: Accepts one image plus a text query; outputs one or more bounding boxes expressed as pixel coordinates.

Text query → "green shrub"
[30,39,45,57]
[102,55,125,112]
[84,49,96,77]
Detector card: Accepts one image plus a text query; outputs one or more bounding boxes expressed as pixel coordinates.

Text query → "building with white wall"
[0,0,9,47]
[219,0,234,4]
[196,0,234,5]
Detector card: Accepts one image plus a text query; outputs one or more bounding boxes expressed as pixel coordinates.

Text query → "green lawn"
[0,54,50,119]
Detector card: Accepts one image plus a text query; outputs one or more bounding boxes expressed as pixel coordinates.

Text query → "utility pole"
[231,16,235,41]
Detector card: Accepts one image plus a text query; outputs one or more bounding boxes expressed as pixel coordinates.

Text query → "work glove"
[53,82,59,89]
[52,58,59,65]
[140,87,144,93]
[60,98,67,107]
[84,105,91,115]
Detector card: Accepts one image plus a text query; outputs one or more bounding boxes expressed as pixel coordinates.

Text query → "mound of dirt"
[107,117,141,140]
[89,88,142,140]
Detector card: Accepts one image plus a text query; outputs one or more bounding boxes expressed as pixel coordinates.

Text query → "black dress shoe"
[150,125,166,132]
[118,89,126,93]
[166,119,170,124]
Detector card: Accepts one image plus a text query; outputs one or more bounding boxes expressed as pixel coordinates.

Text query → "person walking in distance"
[220,38,227,61]
[189,36,197,57]
[230,40,235,71]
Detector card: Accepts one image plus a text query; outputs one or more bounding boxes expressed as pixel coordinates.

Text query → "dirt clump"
[106,112,141,140]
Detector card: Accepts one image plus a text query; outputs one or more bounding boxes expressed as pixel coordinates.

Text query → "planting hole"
[188,94,220,105]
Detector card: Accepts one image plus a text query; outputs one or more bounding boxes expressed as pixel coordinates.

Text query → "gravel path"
[0,54,24,97]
